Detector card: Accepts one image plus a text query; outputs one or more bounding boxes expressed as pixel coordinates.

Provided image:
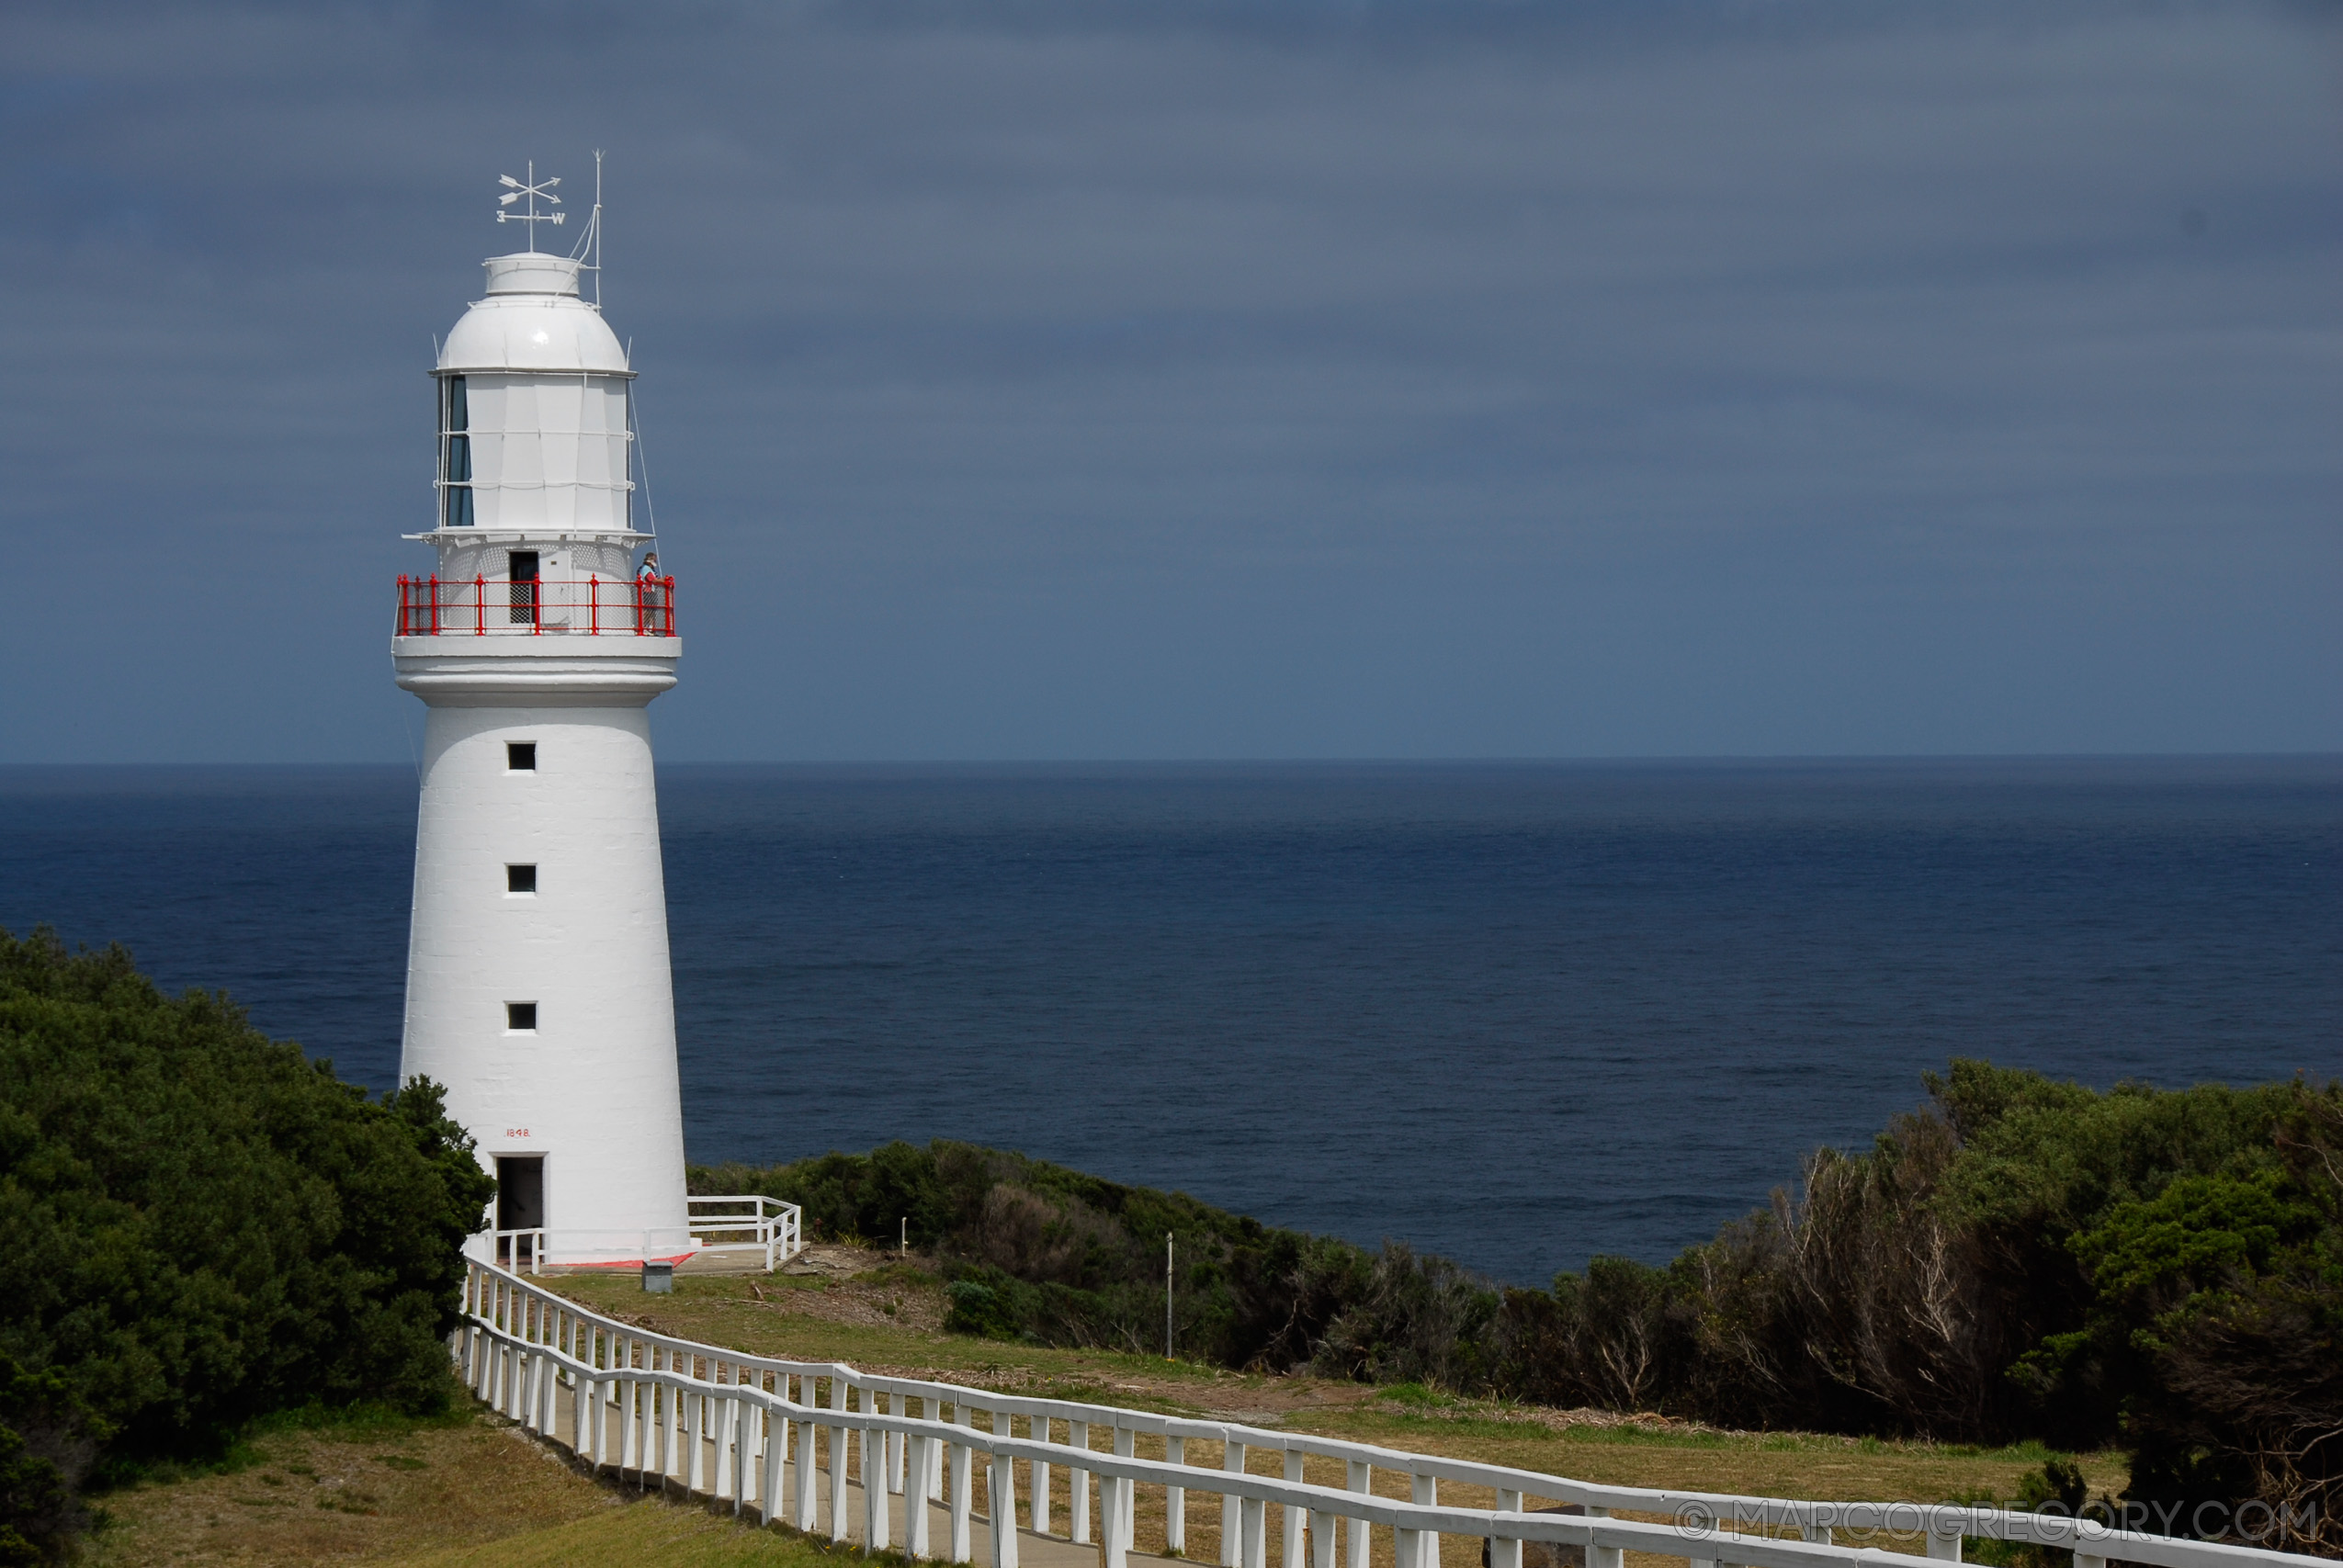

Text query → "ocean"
[2,757,2336,1284]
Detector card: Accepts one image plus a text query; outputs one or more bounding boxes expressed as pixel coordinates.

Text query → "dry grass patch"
[83,1409,623,1567]
[382,1495,844,1567]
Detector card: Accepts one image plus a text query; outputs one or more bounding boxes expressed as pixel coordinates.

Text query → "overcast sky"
[3,1,2337,762]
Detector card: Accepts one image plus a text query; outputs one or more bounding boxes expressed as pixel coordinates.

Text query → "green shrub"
[0,1357,85,1566]
[699,1062,2342,1548]
[0,928,495,1557]
[695,1141,1378,1368]
[942,1277,1034,1340]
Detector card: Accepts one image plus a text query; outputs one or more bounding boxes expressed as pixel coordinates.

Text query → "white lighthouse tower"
[393,169,689,1267]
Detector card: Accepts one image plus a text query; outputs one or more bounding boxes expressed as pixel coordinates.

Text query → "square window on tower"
[506,864,538,895]
[506,1001,538,1032]
[507,742,537,771]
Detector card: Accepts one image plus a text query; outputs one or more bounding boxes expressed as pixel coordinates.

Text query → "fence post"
[1115,1426,1138,1551]
[1070,1420,1092,1544]
[1030,1418,1051,1536]
[745,1377,764,1506]
[763,1398,787,1529]
[578,1370,594,1461]
[686,1371,706,1495]
[1222,1440,1247,1567]
[1345,1462,1371,1568]
[1491,1489,1523,1568]
[1167,1435,1187,1555]
[863,1421,889,1551]
[666,1350,685,1486]
[1410,1473,1439,1568]
[828,1375,851,1542]
[795,1380,820,1532]
[727,1394,745,1512]
[1586,1506,1622,1568]
[991,1449,1021,1568]
[1310,1510,1338,1568]
[645,1356,662,1483]
[1242,1496,1268,1568]
[619,1368,637,1476]
[1284,1450,1307,1568]
[1103,1472,1129,1568]
[737,1388,755,1509]
[949,1404,974,1563]
[906,1433,934,1558]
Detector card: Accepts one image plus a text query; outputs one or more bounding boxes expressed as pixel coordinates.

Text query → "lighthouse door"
[495,1155,545,1258]
[507,551,539,626]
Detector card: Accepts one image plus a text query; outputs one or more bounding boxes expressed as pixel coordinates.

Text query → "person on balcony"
[636,551,666,635]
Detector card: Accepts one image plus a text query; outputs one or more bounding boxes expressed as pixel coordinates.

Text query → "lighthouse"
[392,169,688,1267]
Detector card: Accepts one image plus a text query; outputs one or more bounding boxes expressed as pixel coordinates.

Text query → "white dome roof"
[439,252,629,375]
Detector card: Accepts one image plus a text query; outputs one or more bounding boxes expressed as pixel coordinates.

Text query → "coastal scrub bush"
[1307,1242,1501,1390]
[0,1357,86,1566]
[706,1062,2343,1551]
[0,928,495,1558]
[1500,1064,2343,1551]
[695,1141,1378,1367]
[1955,1459,2097,1568]
[942,1274,1037,1340]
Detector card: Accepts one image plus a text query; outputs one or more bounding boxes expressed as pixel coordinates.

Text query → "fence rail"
[454,1254,2328,1568]
[490,1223,749,1275]
[688,1195,802,1272]
[395,573,675,637]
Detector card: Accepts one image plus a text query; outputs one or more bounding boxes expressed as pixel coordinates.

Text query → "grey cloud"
[0,1,2336,760]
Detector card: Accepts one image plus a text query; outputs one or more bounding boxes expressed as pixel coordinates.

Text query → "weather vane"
[495,161,565,246]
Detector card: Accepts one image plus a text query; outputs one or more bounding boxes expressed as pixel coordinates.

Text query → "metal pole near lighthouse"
[391,166,689,1269]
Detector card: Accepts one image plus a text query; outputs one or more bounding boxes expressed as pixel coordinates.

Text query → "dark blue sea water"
[2,758,2337,1284]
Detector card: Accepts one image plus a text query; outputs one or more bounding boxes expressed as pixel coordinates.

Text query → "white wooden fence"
[686,1195,802,1272]
[455,1257,2326,1568]
[485,1199,799,1277]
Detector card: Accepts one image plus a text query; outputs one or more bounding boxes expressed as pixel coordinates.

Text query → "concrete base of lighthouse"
[395,637,689,1266]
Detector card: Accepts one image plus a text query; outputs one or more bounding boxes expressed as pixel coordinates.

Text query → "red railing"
[395,574,676,637]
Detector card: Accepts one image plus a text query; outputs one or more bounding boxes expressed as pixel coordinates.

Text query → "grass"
[384,1499,849,1567]
[83,1382,618,1568]
[551,1269,1259,1410]
[82,1379,858,1568]
[86,1269,2121,1566]
[541,1268,2123,1565]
